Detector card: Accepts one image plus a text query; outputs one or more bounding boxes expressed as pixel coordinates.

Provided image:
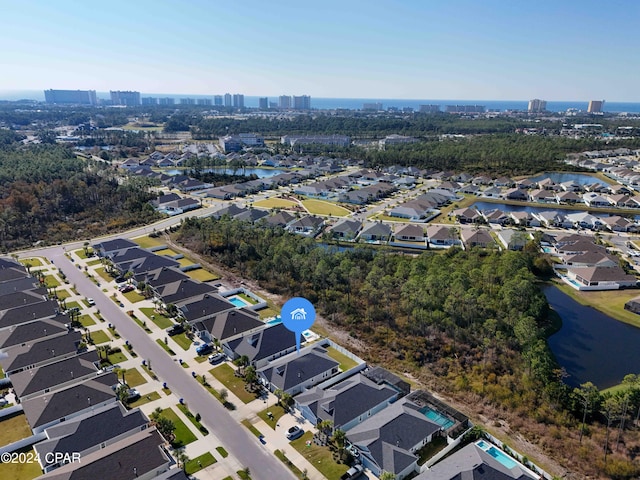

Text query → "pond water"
[528,172,609,186]
[544,285,640,388]
[164,167,285,178]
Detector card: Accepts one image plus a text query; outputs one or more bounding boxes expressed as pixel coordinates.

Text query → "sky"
[1,0,639,101]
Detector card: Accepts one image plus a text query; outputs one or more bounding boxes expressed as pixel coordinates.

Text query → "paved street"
[40,247,296,480]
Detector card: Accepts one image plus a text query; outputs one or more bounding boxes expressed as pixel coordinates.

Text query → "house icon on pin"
[291,308,307,321]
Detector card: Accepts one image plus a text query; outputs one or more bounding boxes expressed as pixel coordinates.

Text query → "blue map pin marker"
[281,297,316,354]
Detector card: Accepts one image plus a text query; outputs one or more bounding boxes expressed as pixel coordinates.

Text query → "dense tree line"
[175,217,640,478]
[0,143,162,251]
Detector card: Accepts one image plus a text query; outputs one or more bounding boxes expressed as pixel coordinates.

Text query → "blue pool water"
[229,296,249,308]
[421,407,455,429]
[266,317,282,326]
[476,440,518,469]
[542,246,554,253]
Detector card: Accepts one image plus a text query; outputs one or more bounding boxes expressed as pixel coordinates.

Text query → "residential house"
[583,192,611,207]
[296,373,399,432]
[359,222,392,243]
[460,228,496,249]
[494,176,515,187]
[155,279,218,307]
[497,230,531,251]
[533,211,573,229]
[346,395,445,480]
[529,189,556,203]
[210,204,248,219]
[22,373,118,434]
[555,191,582,204]
[563,251,618,268]
[34,429,171,480]
[234,208,269,223]
[480,208,510,225]
[504,188,528,201]
[92,238,138,258]
[0,317,70,350]
[223,323,302,368]
[414,441,539,480]
[0,299,63,331]
[0,331,82,375]
[481,186,503,198]
[134,267,190,295]
[565,212,605,230]
[394,224,426,242]
[160,197,201,215]
[566,266,638,291]
[328,219,362,241]
[257,345,340,396]
[509,211,538,227]
[601,215,637,232]
[426,225,459,247]
[35,403,148,473]
[459,184,480,195]
[10,351,100,401]
[191,307,264,344]
[264,211,296,228]
[287,216,325,237]
[452,207,481,224]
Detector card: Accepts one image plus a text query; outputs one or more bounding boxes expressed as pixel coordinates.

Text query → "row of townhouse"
[0,257,180,479]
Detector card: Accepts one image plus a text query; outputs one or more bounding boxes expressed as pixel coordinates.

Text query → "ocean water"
[2,90,639,113]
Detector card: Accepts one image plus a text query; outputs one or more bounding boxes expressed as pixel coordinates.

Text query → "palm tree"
[175,447,190,471]
[219,388,228,405]
[318,420,334,436]
[333,428,346,452]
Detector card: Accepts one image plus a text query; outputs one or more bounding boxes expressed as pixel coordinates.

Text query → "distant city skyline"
[1,1,638,101]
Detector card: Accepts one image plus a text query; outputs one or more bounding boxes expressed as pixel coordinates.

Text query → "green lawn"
[95,267,113,282]
[161,408,197,448]
[325,346,358,372]
[171,332,192,351]
[253,198,299,209]
[178,257,194,267]
[550,279,640,328]
[302,199,350,217]
[108,351,128,364]
[141,307,174,329]
[216,446,229,458]
[128,391,161,408]
[124,368,147,388]
[78,314,96,327]
[21,257,44,267]
[55,289,71,300]
[238,470,252,480]
[257,404,287,430]
[291,432,349,480]
[238,292,258,305]
[185,268,219,282]
[177,403,209,435]
[185,452,216,475]
[131,315,152,333]
[156,338,176,355]
[0,367,4,379]
[75,248,93,259]
[210,364,256,404]
[0,413,33,446]
[0,447,44,480]
[133,235,165,249]
[123,290,144,303]
[275,449,305,479]
[65,301,81,310]
[259,305,280,319]
[153,248,178,256]
[43,275,60,287]
[90,330,110,344]
[241,419,263,438]
[86,259,102,267]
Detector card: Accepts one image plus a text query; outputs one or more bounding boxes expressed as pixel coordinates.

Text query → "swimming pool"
[476,440,518,469]
[266,316,282,326]
[420,407,455,430]
[228,296,249,308]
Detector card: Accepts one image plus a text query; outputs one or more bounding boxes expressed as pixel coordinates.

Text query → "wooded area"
[0,142,162,251]
[175,217,640,478]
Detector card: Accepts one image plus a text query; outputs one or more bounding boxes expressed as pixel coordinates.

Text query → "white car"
[208,353,226,364]
[87,298,95,306]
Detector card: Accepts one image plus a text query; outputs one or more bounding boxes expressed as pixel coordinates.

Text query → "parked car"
[196,343,213,356]
[119,284,135,293]
[87,298,95,306]
[166,324,185,336]
[208,353,225,364]
[286,426,304,441]
[340,464,364,480]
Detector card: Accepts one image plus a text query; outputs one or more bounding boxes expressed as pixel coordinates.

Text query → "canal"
[544,285,640,389]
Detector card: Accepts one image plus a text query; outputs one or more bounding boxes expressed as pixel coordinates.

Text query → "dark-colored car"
[196,343,214,356]
[166,324,185,336]
[119,284,135,293]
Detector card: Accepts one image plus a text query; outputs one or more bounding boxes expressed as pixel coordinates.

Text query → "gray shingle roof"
[258,346,339,391]
[22,373,118,429]
[11,350,100,398]
[225,323,301,364]
[35,403,147,470]
[179,294,235,322]
[0,318,70,349]
[0,299,62,330]
[0,331,81,373]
